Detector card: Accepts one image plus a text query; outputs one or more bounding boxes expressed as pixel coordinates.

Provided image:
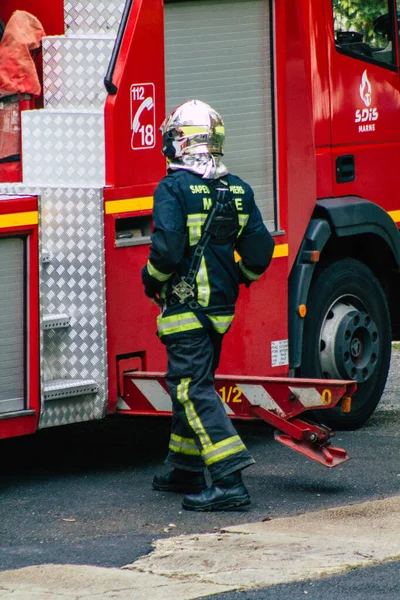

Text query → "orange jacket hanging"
[0,10,45,97]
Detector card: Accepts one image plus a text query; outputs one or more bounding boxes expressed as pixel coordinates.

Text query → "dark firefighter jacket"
[142,169,275,339]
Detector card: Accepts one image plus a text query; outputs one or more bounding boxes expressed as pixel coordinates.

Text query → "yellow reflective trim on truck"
[0,211,38,229]
[105,197,153,214]
[388,210,400,223]
[273,243,289,258]
[234,243,288,263]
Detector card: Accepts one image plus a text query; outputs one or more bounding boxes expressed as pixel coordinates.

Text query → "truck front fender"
[289,196,400,370]
[315,196,400,266]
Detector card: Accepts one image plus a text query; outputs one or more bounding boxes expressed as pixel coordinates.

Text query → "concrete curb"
[0,496,399,599]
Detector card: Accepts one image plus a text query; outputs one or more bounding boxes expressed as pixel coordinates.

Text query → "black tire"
[301,258,391,430]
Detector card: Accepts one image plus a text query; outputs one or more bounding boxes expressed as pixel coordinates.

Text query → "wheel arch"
[289,196,400,369]
[314,196,400,267]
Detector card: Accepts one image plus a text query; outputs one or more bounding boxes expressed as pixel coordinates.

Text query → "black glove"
[238,269,252,288]
[144,285,158,300]
[142,266,163,299]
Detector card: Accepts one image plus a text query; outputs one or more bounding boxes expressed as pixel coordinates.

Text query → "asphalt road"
[200,560,400,600]
[0,409,399,571]
[0,354,399,597]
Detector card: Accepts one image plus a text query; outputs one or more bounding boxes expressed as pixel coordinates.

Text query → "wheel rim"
[318,296,379,382]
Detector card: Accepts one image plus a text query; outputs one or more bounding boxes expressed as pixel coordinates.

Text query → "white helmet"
[161,99,225,159]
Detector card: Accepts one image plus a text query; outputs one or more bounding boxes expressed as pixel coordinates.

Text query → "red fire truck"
[0,0,397,466]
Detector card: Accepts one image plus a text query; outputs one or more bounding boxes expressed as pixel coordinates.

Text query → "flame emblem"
[360,70,372,107]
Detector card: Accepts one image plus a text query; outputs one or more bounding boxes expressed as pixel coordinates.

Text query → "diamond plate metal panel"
[39,187,107,429]
[0,185,43,196]
[40,397,100,428]
[21,110,105,187]
[65,1,125,35]
[43,36,115,110]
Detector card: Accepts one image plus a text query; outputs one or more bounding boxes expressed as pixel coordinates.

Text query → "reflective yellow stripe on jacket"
[187,213,207,246]
[196,256,210,307]
[187,213,249,244]
[238,259,262,281]
[157,311,203,336]
[206,314,234,334]
[147,259,172,282]
[237,214,249,236]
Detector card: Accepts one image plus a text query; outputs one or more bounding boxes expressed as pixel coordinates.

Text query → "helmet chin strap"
[168,153,228,179]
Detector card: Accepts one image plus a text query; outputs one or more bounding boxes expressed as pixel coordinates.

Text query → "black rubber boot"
[181,470,250,511]
[152,468,207,494]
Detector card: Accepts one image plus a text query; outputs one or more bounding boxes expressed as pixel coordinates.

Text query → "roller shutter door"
[0,237,25,413]
[164,0,275,227]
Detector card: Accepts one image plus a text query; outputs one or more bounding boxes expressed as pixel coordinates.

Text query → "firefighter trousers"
[163,328,255,482]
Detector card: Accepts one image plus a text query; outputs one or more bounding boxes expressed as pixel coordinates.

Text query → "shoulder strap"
[170,178,237,307]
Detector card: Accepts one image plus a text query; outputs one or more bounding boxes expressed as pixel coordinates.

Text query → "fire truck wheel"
[301,258,391,430]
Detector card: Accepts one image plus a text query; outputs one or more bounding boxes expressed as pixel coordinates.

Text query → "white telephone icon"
[132,97,154,133]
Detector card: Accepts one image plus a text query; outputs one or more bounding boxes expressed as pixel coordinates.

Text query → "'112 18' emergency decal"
[355,70,379,133]
[130,83,156,150]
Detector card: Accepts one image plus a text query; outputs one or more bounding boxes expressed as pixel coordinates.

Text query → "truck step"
[21,110,105,187]
[0,183,43,196]
[120,372,356,468]
[64,0,125,36]
[38,186,107,425]
[42,36,115,111]
[43,379,99,401]
[42,314,71,330]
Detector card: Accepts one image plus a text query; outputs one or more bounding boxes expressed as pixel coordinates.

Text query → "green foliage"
[333,0,388,46]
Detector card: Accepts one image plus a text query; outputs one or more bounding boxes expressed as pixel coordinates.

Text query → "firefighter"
[142,99,275,511]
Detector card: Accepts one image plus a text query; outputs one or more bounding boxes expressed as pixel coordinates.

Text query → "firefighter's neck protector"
[168,154,228,180]
[161,99,228,179]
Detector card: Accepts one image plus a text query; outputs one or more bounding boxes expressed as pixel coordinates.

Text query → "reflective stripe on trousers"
[169,433,201,456]
[164,329,255,480]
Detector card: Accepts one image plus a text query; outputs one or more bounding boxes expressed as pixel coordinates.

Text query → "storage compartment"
[115,214,152,247]
[0,236,26,413]
[164,0,276,229]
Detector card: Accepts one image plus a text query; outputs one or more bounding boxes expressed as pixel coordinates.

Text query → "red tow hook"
[251,408,350,468]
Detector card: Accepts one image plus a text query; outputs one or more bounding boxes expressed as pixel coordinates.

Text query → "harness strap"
[170,178,239,309]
